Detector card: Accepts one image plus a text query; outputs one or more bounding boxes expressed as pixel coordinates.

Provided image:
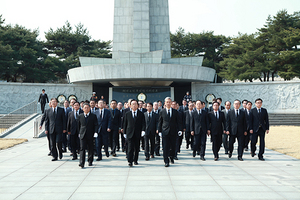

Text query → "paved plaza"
[0,118,300,200]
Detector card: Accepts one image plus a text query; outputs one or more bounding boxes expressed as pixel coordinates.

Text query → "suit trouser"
[80,137,94,166]
[144,133,155,157]
[49,131,62,159]
[62,132,68,151]
[127,135,140,163]
[244,130,251,148]
[46,132,51,152]
[211,134,222,158]
[111,129,119,154]
[175,134,183,156]
[96,131,109,159]
[229,134,245,158]
[67,134,72,151]
[155,134,160,155]
[162,134,176,164]
[141,136,145,149]
[41,102,46,114]
[222,133,229,153]
[193,133,207,157]
[185,131,194,149]
[70,133,79,158]
[121,133,126,150]
[251,128,265,158]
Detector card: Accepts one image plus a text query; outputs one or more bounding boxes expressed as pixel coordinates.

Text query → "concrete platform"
[0,121,300,200]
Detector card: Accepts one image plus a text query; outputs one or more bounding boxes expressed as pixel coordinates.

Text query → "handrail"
[0,101,37,119]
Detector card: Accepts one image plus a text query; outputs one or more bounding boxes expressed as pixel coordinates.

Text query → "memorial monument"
[67,0,215,103]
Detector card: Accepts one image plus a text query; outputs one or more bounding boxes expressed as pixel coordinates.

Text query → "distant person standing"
[38,89,49,114]
[183,91,192,103]
[90,92,98,102]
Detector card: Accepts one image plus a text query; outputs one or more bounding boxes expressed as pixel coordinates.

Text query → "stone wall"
[0,82,93,114]
[192,81,300,114]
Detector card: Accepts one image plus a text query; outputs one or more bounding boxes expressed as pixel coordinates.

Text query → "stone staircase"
[0,114,31,129]
[269,113,300,126]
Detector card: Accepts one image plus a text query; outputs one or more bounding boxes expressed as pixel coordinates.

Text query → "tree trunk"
[272,72,275,81]
[267,71,270,81]
[263,72,266,82]
[259,77,263,82]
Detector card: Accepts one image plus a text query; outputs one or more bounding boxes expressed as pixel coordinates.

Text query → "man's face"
[188,103,194,110]
[110,101,117,109]
[74,103,80,111]
[196,101,202,110]
[182,100,187,106]
[49,102,52,108]
[171,102,176,109]
[42,91,45,94]
[90,101,95,108]
[165,99,171,108]
[138,102,143,108]
[98,101,104,109]
[213,103,219,111]
[83,105,90,114]
[233,101,241,110]
[70,100,75,107]
[158,102,162,107]
[147,104,153,112]
[117,103,123,110]
[153,102,158,110]
[51,99,58,108]
[217,99,222,105]
[246,103,252,110]
[80,102,84,108]
[255,100,262,109]
[131,101,138,111]
[64,101,69,108]
[225,102,231,110]
[242,101,247,108]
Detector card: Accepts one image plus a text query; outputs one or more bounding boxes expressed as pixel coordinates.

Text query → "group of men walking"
[40,94,269,168]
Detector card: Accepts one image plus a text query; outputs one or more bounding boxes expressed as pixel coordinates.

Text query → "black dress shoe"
[88,162,93,166]
[244,147,248,151]
[112,153,117,157]
[79,164,84,168]
[128,162,133,167]
[165,163,169,167]
[96,158,102,161]
[238,157,244,161]
[48,152,51,156]
[70,153,73,156]
[170,158,174,164]
[174,156,178,160]
[225,152,228,155]
[156,153,161,156]
[193,152,196,157]
[59,154,63,159]
[197,152,200,155]
[214,158,219,161]
[52,158,58,161]
[106,152,109,158]
[134,161,138,165]
[200,157,206,161]
[145,157,150,161]
[151,155,155,158]
[259,157,265,161]
[251,152,255,157]
[229,153,232,158]
[72,157,78,160]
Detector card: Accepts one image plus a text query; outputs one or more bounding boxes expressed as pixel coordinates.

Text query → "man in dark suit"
[90,100,98,113]
[201,102,209,112]
[158,97,183,167]
[174,101,184,160]
[117,102,125,152]
[78,103,98,168]
[95,100,111,161]
[222,101,231,154]
[38,89,49,114]
[249,98,269,161]
[121,99,133,154]
[153,102,161,156]
[207,102,226,161]
[226,99,247,161]
[244,101,253,151]
[67,101,83,160]
[191,100,209,161]
[184,103,194,150]
[179,100,188,112]
[39,101,52,156]
[123,99,146,167]
[45,98,66,161]
[217,98,225,111]
[63,100,72,152]
[144,102,158,161]
[109,100,121,157]
[138,100,147,150]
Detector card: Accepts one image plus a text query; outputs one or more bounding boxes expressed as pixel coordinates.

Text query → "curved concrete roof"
[68,64,215,86]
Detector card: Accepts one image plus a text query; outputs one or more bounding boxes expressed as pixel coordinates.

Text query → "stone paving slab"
[0,122,300,200]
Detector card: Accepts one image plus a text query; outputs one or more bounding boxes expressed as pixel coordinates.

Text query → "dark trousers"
[222,133,229,153]
[47,132,51,152]
[121,133,126,150]
[175,134,183,157]
[111,129,119,154]
[41,102,46,114]
[211,134,222,158]
[162,134,176,164]
[155,134,160,155]
[244,130,251,149]
[49,132,62,159]
[141,136,145,150]
[193,133,207,157]
[67,134,72,152]
[96,131,109,159]
[62,132,67,151]
[70,133,79,159]
[229,134,245,158]
[251,128,265,158]
[144,133,155,158]
[127,135,140,163]
[185,131,194,149]
[80,137,94,166]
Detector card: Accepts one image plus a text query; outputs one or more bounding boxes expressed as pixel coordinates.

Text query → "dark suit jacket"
[90,107,99,114]
[40,107,51,126]
[245,109,252,131]
[95,108,111,133]
[109,108,121,130]
[191,109,208,135]
[121,107,131,129]
[144,111,158,135]
[78,113,98,140]
[45,107,66,135]
[179,105,188,112]
[207,111,226,135]
[210,105,225,112]
[123,110,146,139]
[249,108,269,132]
[138,108,147,113]
[183,110,193,132]
[158,108,183,136]
[67,109,83,135]
[226,109,247,136]
[38,93,49,104]
[222,109,231,121]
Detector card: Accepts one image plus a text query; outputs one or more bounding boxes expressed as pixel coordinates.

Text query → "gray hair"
[164,97,172,102]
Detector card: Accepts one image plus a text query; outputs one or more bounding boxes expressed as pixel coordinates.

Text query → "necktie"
[113,109,115,117]
[85,114,88,124]
[148,113,151,121]
[54,108,56,119]
[100,110,103,119]
[168,109,170,118]
[236,110,239,117]
[75,111,78,119]
[133,111,136,121]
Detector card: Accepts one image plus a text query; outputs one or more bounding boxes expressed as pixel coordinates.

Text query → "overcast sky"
[1,0,300,41]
